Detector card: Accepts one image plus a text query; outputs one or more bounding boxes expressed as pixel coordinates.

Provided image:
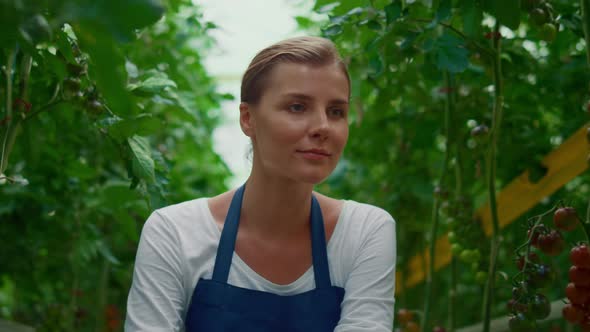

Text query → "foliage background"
[1,0,229,331]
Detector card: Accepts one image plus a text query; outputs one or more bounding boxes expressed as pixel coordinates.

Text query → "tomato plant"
[0,0,230,330]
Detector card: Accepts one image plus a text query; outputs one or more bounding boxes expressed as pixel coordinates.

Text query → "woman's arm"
[335,213,396,331]
[125,211,187,332]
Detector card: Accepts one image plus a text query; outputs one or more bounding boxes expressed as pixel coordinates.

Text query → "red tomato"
[528,225,546,248]
[566,282,590,305]
[397,308,414,325]
[562,304,584,323]
[553,207,579,231]
[538,230,565,256]
[405,321,420,332]
[571,244,590,268]
[570,265,590,287]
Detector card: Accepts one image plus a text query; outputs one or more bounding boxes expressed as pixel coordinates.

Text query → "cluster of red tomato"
[507,206,581,331]
[394,309,420,332]
[562,243,590,330]
[105,304,121,331]
[394,309,447,332]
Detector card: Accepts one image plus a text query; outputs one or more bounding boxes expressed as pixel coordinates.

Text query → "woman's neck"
[240,169,315,240]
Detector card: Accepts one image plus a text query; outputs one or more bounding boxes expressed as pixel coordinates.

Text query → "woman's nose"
[309,109,330,140]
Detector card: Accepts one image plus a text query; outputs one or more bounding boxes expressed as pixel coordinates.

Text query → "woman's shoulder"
[341,199,395,235]
[143,196,215,235]
[342,199,395,224]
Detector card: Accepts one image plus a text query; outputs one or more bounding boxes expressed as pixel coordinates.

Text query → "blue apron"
[185,185,344,332]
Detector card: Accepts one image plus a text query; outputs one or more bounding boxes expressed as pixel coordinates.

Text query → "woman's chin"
[295,171,332,185]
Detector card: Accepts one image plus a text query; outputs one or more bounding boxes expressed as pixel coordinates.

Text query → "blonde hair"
[240,36,350,104]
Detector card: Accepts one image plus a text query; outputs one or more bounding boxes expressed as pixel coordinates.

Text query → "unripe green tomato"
[526,264,555,289]
[73,91,85,103]
[540,23,557,42]
[67,63,87,77]
[530,8,549,26]
[447,231,457,243]
[460,249,472,263]
[475,271,488,284]
[451,244,463,255]
[529,293,550,319]
[86,100,104,115]
[64,77,81,92]
[470,249,482,263]
[460,249,481,264]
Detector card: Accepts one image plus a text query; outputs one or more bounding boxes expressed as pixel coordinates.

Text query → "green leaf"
[55,29,76,64]
[128,136,155,183]
[65,160,96,180]
[330,14,350,25]
[128,76,177,96]
[482,0,520,30]
[98,181,144,208]
[75,23,134,116]
[295,16,315,29]
[103,0,165,34]
[368,53,384,76]
[385,1,402,24]
[434,33,469,73]
[114,210,139,241]
[96,240,120,265]
[346,7,365,16]
[367,20,383,31]
[322,24,343,37]
[316,3,341,14]
[462,0,483,37]
[435,0,452,22]
[107,114,162,139]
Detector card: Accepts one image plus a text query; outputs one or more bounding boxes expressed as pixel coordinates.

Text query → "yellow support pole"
[396,124,589,294]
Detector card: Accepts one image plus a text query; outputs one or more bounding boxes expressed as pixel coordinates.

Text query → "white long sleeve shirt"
[125,197,396,331]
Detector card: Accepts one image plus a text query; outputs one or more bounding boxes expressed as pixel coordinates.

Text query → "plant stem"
[422,71,454,332]
[481,21,504,332]
[580,199,590,243]
[582,0,590,66]
[1,53,32,175]
[450,73,462,332]
[24,99,64,122]
[410,18,496,58]
[96,257,110,332]
[1,48,16,174]
[449,258,457,332]
[5,48,15,117]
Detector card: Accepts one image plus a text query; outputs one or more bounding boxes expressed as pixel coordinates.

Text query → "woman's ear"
[239,102,255,138]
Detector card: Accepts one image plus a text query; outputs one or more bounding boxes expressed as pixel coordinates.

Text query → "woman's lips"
[297,149,331,160]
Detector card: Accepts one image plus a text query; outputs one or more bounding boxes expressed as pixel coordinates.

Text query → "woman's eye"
[288,103,305,112]
[329,108,346,117]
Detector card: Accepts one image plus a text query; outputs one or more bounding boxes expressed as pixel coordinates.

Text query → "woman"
[125,36,396,331]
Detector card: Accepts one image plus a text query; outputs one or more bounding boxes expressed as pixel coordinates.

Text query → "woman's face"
[240,62,350,184]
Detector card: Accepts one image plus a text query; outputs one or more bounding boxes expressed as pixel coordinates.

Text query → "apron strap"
[211,184,333,289]
[211,185,245,282]
[310,195,332,289]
